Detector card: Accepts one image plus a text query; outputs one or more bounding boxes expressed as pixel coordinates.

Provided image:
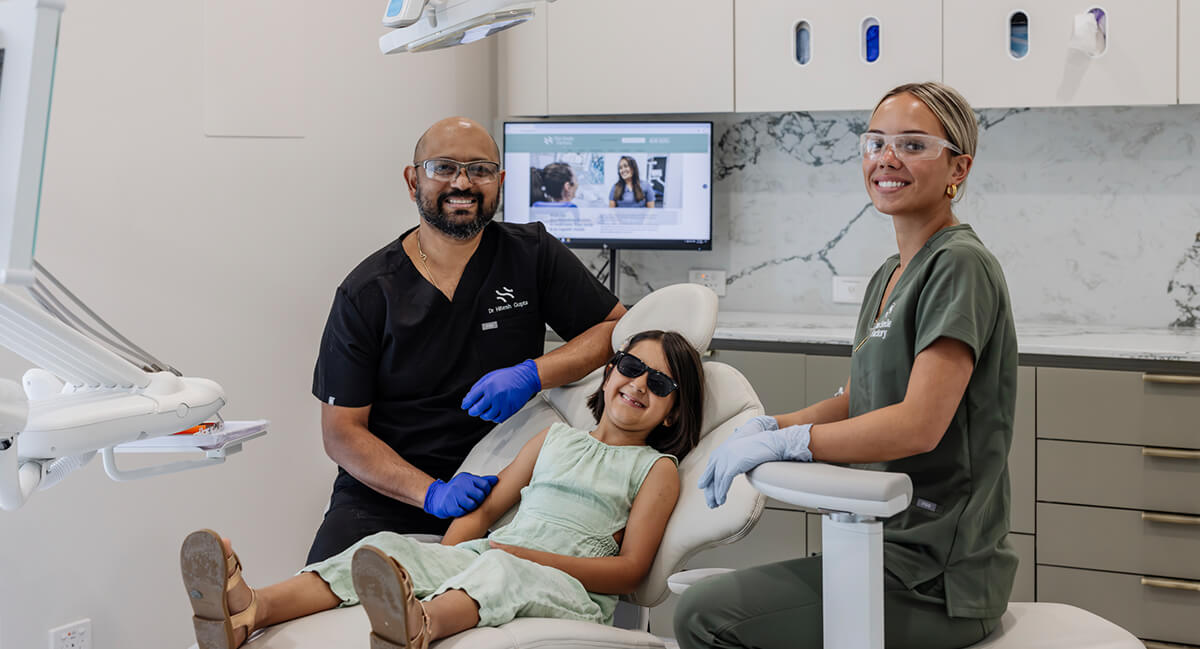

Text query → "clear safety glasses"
[611,351,678,398]
[859,132,963,162]
[418,158,502,184]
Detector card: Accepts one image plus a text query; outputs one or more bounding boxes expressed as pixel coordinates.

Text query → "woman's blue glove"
[698,424,814,508]
[462,359,542,423]
[423,472,500,518]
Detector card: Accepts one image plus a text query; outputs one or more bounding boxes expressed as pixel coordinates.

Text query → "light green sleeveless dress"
[302,422,675,626]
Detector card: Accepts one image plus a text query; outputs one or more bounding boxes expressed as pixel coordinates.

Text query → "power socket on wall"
[48,619,90,649]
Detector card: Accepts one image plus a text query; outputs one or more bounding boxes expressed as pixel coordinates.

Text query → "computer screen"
[503,121,712,250]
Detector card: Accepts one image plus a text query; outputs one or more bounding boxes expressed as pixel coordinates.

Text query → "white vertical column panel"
[1181,0,1200,103]
[497,8,547,116]
[202,0,309,137]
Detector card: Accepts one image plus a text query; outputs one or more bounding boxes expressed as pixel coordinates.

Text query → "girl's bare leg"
[424,589,482,640]
[220,540,342,645]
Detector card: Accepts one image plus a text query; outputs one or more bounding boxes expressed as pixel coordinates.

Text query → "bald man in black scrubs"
[309,117,624,563]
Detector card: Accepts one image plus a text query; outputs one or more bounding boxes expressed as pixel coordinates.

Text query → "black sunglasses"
[611,351,678,398]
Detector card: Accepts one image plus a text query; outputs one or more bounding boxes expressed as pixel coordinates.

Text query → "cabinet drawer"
[1036,367,1200,450]
[1010,533,1035,602]
[1038,565,1200,645]
[708,349,803,417]
[1038,503,1200,580]
[1038,440,1200,515]
[1010,366,1036,534]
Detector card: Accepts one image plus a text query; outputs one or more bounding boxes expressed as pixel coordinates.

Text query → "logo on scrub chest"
[869,303,896,340]
[488,286,529,315]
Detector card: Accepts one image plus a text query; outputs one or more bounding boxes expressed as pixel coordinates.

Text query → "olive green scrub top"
[849,224,1019,619]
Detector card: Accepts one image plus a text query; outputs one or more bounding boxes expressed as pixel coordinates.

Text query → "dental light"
[379,0,545,55]
[0,0,252,510]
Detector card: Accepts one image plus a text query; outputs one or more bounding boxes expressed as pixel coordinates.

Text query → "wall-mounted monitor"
[503,121,712,251]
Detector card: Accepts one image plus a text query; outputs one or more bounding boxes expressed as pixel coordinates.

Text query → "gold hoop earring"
[946,184,958,199]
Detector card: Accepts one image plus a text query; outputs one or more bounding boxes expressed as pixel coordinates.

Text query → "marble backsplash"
[579,105,1200,329]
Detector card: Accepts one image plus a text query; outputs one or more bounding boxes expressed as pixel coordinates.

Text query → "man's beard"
[416,186,498,240]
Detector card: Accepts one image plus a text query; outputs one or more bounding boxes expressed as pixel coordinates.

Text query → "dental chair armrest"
[746,462,912,519]
[667,568,735,594]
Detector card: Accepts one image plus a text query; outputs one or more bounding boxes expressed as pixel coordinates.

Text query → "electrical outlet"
[832,276,869,305]
[48,619,90,649]
[688,269,726,296]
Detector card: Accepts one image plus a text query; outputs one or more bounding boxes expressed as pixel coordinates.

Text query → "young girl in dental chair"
[181,329,703,649]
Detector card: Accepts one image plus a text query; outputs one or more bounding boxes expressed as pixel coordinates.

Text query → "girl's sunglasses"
[611,351,678,397]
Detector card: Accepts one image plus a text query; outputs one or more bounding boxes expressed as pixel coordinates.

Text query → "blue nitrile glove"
[698,424,814,508]
[423,472,500,518]
[462,359,542,423]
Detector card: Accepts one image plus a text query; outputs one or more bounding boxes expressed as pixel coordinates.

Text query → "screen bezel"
[502,119,714,251]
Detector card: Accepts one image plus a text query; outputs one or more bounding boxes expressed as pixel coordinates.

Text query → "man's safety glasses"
[611,351,678,398]
[859,132,963,162]
[418,158,501,184]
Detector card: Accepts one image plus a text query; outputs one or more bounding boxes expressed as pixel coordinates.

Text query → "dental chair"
[238,283,768,649]
[669,461,1145,649]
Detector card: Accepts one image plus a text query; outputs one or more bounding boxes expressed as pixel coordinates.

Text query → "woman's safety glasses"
[859,132,963,162]
[612,351,678,397]
[419,158,501,184]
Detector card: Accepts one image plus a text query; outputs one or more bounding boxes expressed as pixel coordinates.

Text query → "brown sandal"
[180,529,259,649]
[352,545,433,649]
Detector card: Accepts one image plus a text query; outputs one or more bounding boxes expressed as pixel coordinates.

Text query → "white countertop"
[715,312,1200,364]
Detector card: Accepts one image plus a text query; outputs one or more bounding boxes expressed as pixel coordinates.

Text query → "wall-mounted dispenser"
[795,21,812,65]
[1010,11,1029,59]
[1068,7,1107,57]
[862,17,880,63]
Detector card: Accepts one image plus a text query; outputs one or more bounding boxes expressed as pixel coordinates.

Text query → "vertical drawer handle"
[1143,447,1200,460]
[1142,373,1200,385]
[1142,512,1200,526]
[1141,577,1200,593]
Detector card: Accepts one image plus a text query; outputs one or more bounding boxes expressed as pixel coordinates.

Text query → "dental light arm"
[378,0,545,54]
[0,0,237,511]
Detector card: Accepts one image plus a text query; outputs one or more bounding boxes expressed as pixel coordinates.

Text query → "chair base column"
[823,513,884,649]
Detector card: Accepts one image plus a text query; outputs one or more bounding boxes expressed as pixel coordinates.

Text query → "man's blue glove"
[462,359,542,423]
[698,424,814,508]
[423,472,500,519]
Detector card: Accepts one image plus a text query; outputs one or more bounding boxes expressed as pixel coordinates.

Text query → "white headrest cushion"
[611,283,718,354]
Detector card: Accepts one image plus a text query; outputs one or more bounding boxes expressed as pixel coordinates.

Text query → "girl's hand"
[488,540,527,558]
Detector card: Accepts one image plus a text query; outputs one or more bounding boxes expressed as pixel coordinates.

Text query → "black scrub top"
[312,221,619,513]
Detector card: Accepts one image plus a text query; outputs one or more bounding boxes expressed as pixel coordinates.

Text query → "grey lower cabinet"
[1036,367,1200,647]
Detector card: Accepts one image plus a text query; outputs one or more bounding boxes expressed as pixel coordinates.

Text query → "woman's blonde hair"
[873,82,977,199]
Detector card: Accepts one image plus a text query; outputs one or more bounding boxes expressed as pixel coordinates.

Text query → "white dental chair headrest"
[611,283,718,354]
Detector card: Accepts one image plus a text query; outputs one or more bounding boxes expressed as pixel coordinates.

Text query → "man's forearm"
[534,319,619,389]
[324,423,434,508]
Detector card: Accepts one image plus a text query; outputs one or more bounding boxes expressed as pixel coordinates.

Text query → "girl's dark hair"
[610,156,645,204]
[586,330,704,460]
[530,162,575,203]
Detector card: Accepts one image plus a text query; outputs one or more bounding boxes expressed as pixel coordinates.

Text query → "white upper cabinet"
[1181,0,1200,103]
[735,0,942,113]
[542,0,734,115]
[944,0,1177,108]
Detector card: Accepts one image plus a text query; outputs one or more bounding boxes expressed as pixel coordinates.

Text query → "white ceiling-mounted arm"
[378,0,544,54]
[0,1,260,511]
[0,0,65,287]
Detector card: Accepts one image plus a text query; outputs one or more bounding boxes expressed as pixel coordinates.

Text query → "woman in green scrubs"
[678,81,1018,649]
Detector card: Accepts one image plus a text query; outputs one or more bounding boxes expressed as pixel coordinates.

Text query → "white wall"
[0,2,495,648]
